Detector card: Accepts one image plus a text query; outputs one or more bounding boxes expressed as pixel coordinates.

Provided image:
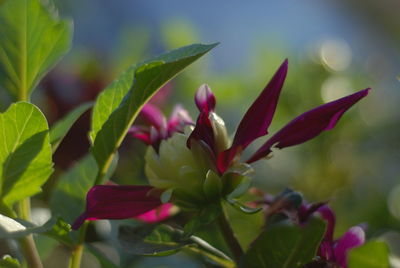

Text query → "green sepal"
[203,170,222,200]
[161,188,174,203]
[183,204,221,237]
[226,198,262,214]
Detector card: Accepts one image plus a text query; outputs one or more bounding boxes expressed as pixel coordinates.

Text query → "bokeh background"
[3,0,400,267]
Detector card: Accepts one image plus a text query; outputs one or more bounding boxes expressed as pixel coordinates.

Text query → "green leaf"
[0,0,73,100]
[49,102,92,152]
[90,43,217,182]
[50,154,118,225]
[118,224,193,256]
[0,102,53,208]
[0,216,73,247]
[0,255,20,268]
[348,241,390,268]
[241,218,326,268]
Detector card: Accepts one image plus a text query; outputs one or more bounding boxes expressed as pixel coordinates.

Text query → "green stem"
[68,244,84,268]
[19,236,43,268]
[186,246,235,268]
[68,221,88,268]
[217,205,244,265]
[17,199,43,268]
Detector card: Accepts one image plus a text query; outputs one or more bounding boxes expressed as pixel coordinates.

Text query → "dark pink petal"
[218,60,288,173]
[298,202,326,224]
[318,205,336,241]
[195,84,216,112]
[187,111,216,154]
[135,203,174,223]
[72,185,161,229]
[167,105,193,135]
[334,226,365,268]
[128,126,151,144]
[247,88,370,163]
[319,240,335,261]
[140,104,167,131]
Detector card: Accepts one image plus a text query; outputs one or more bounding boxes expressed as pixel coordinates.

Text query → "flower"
[315,205,365,268]
[73,59,370,229]
[189,60,370,175]
[253,189,365,268]
[128,103,193,151]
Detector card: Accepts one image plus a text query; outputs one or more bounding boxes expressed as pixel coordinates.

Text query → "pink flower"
[129,104,193,151]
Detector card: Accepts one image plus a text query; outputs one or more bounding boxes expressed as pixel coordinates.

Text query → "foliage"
[0,0,394,267]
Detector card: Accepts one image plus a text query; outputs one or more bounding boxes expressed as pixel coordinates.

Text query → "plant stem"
[68,221,88,268]
[217,204,244,265]
[69,244,84,268]
[186,246,235,268]
[17,199,43,268]
[19,236,43,268]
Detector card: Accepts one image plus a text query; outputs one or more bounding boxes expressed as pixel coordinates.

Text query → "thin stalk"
[217,205,243,265]
[68,220,88,268]
[186,246,235,268]
[19,236,43,268]
[16,174,43,268]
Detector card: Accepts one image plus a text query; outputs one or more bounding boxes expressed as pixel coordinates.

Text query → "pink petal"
[334,226,365,268]
[72,185,161,229]
[140,104,167,131]
[247,88,370,163]
[135,203,174,223]
[218,60,288,173]
[167,105,193,135]
[195,84,216,112]
[317,205,336,241]
[128,126,151,144]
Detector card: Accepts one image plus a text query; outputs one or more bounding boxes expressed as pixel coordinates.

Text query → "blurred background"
[3,0,400,267]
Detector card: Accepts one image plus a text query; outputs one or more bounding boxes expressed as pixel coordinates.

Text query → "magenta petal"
[334,226,365,268]
[247,88,370,163]
[135,203,174,223]
[72,185,161,229]
[187,111,216,154]
[128,126,151,144]
[140,104,167,131]
[317,205,336,241]
[167,105,193,134]
[195,84,216,112]
[217,60,288,172]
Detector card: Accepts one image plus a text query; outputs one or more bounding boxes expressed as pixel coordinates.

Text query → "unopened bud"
[209,112,230,153]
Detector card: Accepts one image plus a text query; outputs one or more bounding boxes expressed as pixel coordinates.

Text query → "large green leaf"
[90,43,217,182]
[49,102,92,152]
[0,102,53,208]
[241,219,326,268]
[348,241,390,268]
[0,0,73,100]
[50,154,117,225]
